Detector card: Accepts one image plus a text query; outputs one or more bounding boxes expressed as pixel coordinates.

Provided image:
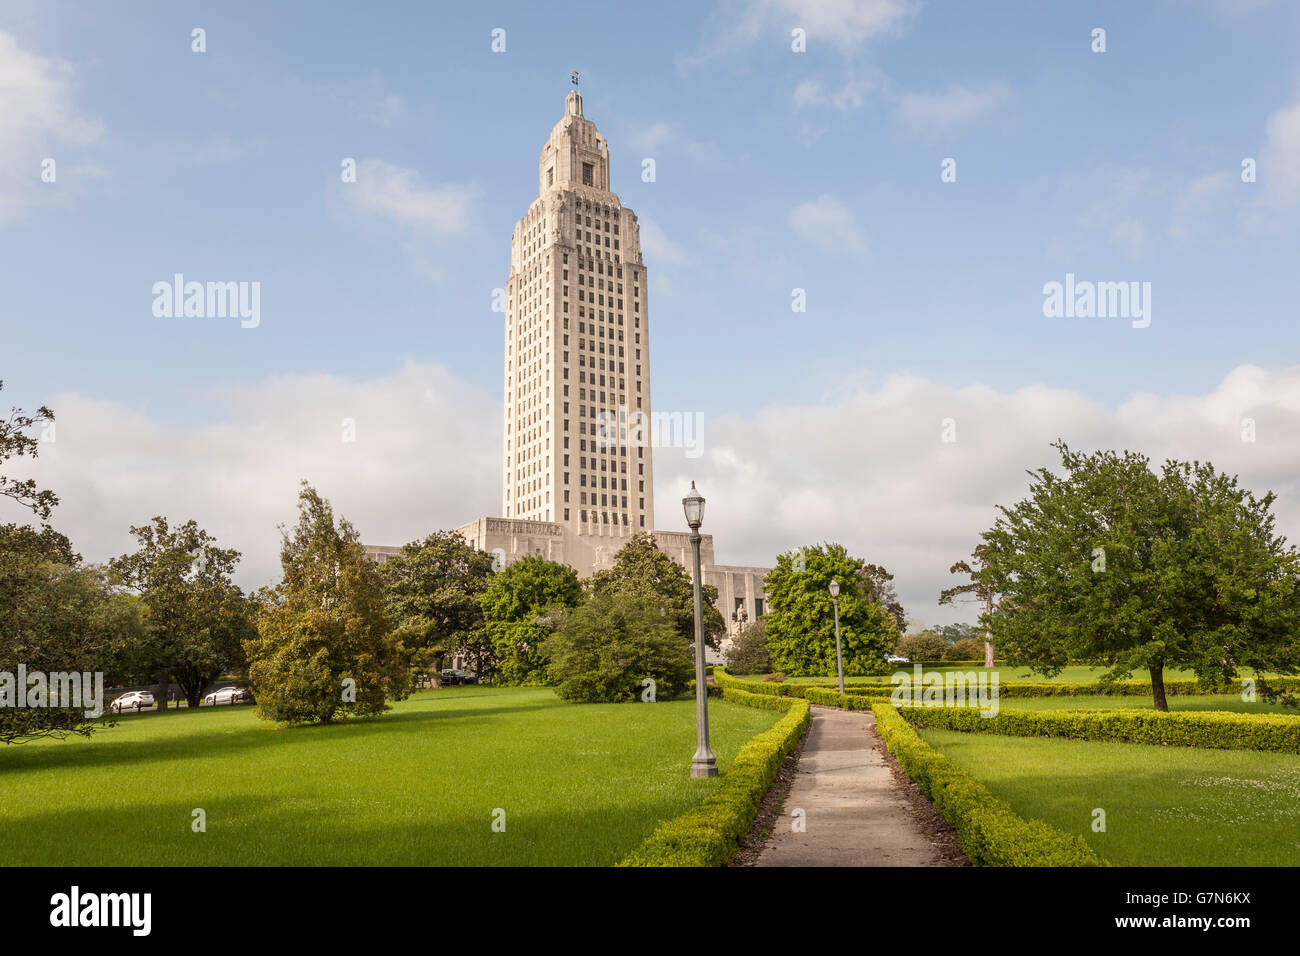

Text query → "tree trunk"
[155,670,170,713]
[1149,664,1168,712]
[983,637,994,668]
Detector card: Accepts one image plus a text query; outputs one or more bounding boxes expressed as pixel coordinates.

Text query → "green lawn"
[919,728,1300,866]
[0,686,779,866]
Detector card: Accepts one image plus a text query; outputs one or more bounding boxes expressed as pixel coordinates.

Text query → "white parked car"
[202,685,251,706]
[110,691,154,713]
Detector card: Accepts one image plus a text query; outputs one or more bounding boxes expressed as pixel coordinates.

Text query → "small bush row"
[839,676,1300,699]
[901,705,1300,753]
[870,702,1105,867]
[617,692,811,866]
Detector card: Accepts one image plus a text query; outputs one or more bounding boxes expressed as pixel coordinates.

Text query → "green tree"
[896,631,949,661]
[725,618,771,675]
[981,442,1300,711]
[763,543,897,677]
[939,545,999,667]
[858,563,907,636]
[589,532,725,650]
[0,380,58,521]
[110,517,250,710]
[245,483,409,724]
[480,555,583,685]
[382,530,496,678]
[544,592,693,703]
[0,533,145,742]
[0,386,144,741]
[945,637,985,661]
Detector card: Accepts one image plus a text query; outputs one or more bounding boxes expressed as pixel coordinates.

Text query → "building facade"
[364,89,769,661]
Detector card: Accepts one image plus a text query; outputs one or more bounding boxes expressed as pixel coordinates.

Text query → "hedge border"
[902,705,1300,753]
[616,686,811,866]
[870,701,1105,867]
[721,667,1300,700]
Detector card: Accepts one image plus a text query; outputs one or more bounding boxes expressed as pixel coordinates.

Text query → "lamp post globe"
[683,481,717,778]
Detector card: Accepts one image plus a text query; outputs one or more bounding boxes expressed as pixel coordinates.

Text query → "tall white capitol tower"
[365,87,769,655]
[502,88,655,535]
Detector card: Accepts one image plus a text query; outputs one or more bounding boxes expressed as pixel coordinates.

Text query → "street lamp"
[683,481,717,778]
[829,579,844,694]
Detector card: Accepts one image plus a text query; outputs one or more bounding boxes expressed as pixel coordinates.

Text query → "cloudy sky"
[2,0,1299,627]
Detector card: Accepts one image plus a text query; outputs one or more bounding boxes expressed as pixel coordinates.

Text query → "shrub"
[713,668,788,696]
[945,638,984,661]
[871,702,1105,867]
[479,555,583,686]
[618,695,811,865]
[726,620,771,675]
[543,592,692,703]
[897,632,949,662]
[761,671,787,683]
[902,706,1300,754]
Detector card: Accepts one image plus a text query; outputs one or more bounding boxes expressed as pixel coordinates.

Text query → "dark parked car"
[440,669,477,686]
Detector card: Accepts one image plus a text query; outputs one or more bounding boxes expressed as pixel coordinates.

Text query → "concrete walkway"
[756,705,944,867]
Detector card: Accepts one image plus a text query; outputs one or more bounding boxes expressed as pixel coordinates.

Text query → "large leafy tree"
[0,526,145,743]
[110,517,252,710]
[544,592,692,703]
[939,545,999,667]
[381,530,496,677]
[981,442,1300,711]
[480,555,583,685]
[589,532,725,650]
[763,542,896,677]
[0,387,144,742]
[246,483,409,724]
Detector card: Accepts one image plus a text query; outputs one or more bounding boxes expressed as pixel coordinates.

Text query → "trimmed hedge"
[901,705,1300,754]
[617,690,811,866]
[840,676,1300,699]
[870,702,1105,867]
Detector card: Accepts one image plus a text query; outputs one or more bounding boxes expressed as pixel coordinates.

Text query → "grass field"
[0,686,779,866]
[919,728,1300,866]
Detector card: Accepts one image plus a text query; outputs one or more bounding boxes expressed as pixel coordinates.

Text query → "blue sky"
[3,0,1300,623]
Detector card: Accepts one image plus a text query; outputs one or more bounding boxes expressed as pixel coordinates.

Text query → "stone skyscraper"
[502,89,655,541]
[365,88,769,662]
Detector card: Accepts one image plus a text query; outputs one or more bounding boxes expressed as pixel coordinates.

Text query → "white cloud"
[9,363,1300,629]
[1254,95,1300,213]
[1111,217,1148,258]
[791,69,883,113]
[0,30,104,223]
[789,195,867,253]
[341,158,478,235]
[639,218,689,265]
[695,0,921,57]
[1168,170,1234,242]
[651,364,1300,626]
[0,362,499,590]
[893,81,1010,140]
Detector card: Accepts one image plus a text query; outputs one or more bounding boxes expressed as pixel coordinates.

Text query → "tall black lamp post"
[683,481,717,778]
